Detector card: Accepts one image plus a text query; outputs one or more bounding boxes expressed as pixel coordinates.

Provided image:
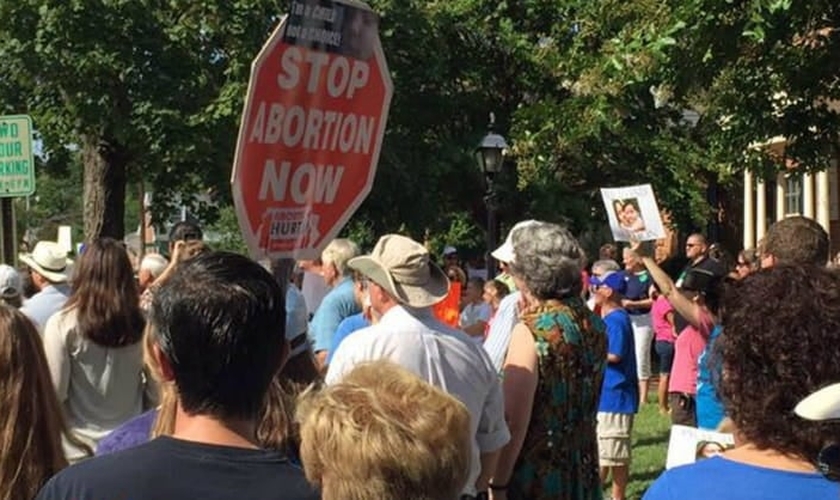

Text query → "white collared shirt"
[326,305,510,496]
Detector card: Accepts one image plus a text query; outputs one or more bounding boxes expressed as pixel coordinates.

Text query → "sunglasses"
[736,261,748,267]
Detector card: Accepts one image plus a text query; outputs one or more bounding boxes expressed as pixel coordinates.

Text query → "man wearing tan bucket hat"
[326,234,509,500]
[20,240,73,331]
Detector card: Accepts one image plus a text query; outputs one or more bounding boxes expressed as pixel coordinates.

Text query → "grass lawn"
[625,396,672,499]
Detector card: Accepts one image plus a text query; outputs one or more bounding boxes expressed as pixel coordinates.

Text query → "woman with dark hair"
[491,222,606,500]
[644,265,840,499]
[0,306,91,500]
[42,237,146,460]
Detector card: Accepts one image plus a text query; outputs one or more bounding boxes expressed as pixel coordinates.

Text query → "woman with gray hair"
[491,222,607,500]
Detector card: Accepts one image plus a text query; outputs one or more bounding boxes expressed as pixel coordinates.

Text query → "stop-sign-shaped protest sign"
[232,0,392,260]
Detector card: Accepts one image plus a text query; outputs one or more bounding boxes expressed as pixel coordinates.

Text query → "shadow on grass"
[633,468,663,483]
[634,435,669,448]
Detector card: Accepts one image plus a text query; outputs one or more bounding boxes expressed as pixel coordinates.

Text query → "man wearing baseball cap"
[590,270,638,500]
[326,234,509,499]
[0,264,23,307]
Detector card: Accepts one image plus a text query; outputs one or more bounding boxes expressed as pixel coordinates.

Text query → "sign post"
[0,114,36,264]
[231,0,393,261]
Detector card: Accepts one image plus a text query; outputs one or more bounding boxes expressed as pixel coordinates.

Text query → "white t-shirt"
[459,301,492,329]
[326,306,510,496]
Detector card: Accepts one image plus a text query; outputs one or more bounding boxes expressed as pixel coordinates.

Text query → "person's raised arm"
[630,241,703,329]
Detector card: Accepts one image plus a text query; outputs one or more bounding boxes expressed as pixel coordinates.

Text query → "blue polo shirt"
[599,309,639,414]
[309,277,360,353]
[326,312,370,365]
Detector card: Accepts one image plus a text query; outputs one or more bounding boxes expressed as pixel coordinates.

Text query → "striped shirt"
[482,291,521,373]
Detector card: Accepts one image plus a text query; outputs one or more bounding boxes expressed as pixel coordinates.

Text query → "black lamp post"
[475,113,508,280]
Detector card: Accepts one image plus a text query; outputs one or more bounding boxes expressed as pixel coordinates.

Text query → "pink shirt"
[651,295,675,342]
[668,309,714,395]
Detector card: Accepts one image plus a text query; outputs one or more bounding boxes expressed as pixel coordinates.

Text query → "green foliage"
[0,0,281,238]
[424,211,486,260]
[340,217,377,251]
[662,0,840,175]
[14,151,84,244]
[3,0,836,249]
[205,205,249,255]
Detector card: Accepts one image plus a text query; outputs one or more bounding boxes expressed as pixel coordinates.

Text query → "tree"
[0,1,280,240]
[662,0,840,173]
[11,0,829,254]
[15,148,84,246]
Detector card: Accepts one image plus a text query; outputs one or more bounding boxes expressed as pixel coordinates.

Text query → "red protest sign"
[231,0,392,260]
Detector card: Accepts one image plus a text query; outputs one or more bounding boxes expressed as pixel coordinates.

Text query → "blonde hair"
[297,361,472,500]
[320,239,360,276]
[0,307,91,500]
[144,325,176,437]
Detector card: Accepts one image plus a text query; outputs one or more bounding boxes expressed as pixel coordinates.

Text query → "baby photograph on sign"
[600,184,666,242]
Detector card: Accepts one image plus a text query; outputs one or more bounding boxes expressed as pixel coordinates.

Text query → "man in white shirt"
[327,234,510,499]
[19,240,73,331]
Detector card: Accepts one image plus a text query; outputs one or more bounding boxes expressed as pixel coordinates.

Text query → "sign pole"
[1,198,15,265]
[0,114,35,264]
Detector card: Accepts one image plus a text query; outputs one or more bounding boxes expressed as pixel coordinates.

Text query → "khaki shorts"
[597,412,634,466]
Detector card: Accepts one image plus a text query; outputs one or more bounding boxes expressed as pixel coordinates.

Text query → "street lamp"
[475,112,508,280]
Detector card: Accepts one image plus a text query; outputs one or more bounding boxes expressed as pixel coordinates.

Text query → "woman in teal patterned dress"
[491,222,607,500]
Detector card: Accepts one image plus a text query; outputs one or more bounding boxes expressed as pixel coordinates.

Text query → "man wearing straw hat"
[19,240,73,331]
[326,234,509,500]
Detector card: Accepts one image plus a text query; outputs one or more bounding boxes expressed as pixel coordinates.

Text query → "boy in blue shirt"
[590,270,639,500]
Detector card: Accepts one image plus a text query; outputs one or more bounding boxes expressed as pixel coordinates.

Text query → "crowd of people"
[3,214,840,500]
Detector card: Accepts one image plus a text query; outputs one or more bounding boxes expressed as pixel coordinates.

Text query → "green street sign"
[0,114,36,198]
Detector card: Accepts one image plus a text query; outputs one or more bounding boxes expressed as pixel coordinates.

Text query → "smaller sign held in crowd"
[600,184,666,242]
[665,425,735,470]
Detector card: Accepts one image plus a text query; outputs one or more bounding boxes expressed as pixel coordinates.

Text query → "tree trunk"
[82,135,127,241]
